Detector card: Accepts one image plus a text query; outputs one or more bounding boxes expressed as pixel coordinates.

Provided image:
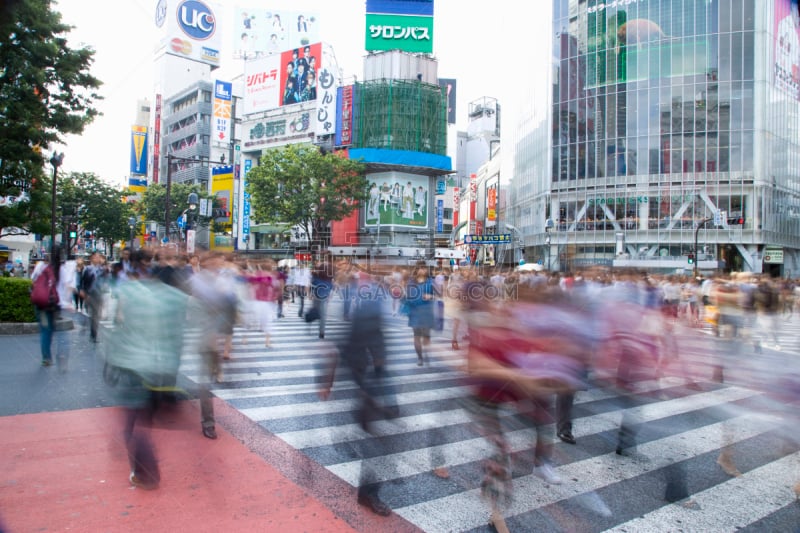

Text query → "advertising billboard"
[774,0,800,99]
[242,108,316,150]
[315,45,337,136]
[130,126,148,176]
[158,0,223,68]
[365,171,429,229]
[335,85,354,146]
[366,0,433,16]
[213,80,232,146]
[233,8,320,60]
[244,42,322,115]
[438,78,457,125]
[586,0,712,88]
[211,165,234,226]
[365,13,433,53]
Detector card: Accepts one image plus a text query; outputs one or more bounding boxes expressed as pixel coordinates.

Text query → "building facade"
[509,0,800,276]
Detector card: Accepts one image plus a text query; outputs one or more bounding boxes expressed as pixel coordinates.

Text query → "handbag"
[304,307,320,323]
[31,267,59,309]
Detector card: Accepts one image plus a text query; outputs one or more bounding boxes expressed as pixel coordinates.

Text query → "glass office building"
[510,0,800,275]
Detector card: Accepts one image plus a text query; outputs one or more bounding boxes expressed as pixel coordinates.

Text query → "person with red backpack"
[30,255,61,367]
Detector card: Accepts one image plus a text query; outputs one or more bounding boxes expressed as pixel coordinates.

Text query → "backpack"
[30,267,59,310]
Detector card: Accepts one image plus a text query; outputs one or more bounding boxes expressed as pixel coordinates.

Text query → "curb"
[0,319,74,336]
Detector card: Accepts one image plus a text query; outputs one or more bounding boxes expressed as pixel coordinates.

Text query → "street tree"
[0,0,102,237]
[134,183,219,239]
[57,172,131,256]
[246,144,366,248]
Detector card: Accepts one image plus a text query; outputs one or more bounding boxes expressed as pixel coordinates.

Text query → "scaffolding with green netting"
[352,79,447,155]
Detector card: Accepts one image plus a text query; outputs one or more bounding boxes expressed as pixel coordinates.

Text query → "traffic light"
[68,223,77,239]
[727,216,745,225]
[687,252,695,265]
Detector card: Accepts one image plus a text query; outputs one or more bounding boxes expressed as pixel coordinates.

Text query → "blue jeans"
[38,308,56,362]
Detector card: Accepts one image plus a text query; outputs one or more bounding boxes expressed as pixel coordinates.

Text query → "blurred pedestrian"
[104,249,189,489]
[311,258,333,338]
[295,262,311,317]
[405,264,435,366]
[189,252,238,438]
[246,260,278,348]
[80,251,107,343]
[318,271,397,516]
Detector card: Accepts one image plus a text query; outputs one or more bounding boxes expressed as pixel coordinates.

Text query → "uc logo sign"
[177,0,215,40]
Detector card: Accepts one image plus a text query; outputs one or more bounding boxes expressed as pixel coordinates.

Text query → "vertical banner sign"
[336,85,354,146]
[435,177,446,195]
[469,173,477,222]
[130,126,149,175]
[315,46,337,137]
[452,186,460,226]
[186,229,196,254]
[436,199,443,232]
[487,187,497,222]
[437,78,457,125]
[242,159,252,236]
[153,94,162,183]
[213,80,232,146]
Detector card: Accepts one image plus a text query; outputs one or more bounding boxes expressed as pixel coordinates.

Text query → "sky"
[53,0,551,186]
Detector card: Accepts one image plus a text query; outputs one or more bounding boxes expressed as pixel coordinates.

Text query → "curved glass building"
[510,0,800,275]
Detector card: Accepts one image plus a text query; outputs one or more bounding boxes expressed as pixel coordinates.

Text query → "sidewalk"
[0,327,421,533]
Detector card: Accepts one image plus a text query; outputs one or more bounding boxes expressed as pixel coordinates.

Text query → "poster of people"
[364,172,429,228]
[774,0,800,99]
[234,8,319,59]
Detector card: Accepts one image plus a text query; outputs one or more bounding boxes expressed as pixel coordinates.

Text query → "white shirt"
[294,267,311,287]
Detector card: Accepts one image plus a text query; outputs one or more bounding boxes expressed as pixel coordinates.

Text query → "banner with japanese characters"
[213,80,232,146]
[365,13,433,53]
[315,44,337,137]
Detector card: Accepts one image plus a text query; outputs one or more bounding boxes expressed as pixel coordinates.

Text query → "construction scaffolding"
[352,79,447,156]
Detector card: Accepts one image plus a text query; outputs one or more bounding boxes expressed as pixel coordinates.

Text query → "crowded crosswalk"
[177,297,800,532]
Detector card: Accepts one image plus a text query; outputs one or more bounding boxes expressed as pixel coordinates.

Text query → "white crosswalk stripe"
[177,298,800,532]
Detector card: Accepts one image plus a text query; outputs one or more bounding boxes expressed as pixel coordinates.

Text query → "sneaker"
[557,430,576,445]
[41,360,53,367]
[202,426,218,440]
[357,492,392,516]
[129,472,158,490]
[533,462,562,485]
[574,491,612,517]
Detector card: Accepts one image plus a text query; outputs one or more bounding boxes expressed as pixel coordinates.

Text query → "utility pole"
[694,217,713,278]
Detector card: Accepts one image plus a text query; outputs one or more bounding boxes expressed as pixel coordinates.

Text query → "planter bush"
[0,278,36,323]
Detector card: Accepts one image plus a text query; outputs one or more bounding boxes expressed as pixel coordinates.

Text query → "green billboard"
[365,13,434,54]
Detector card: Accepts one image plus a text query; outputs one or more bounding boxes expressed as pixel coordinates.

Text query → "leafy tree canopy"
[246,144,366,246]
[134,183,224,237]
[0,0,102,236]
[58,172,131,256]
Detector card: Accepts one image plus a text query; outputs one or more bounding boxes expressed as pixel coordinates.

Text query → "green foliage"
[136,183,219,235]
[0,278,36,323]
[246,144,367,246]
[58,172,131,256]
[0,0,102,238]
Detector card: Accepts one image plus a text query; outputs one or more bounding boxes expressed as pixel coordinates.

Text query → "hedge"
[0,278,36,323]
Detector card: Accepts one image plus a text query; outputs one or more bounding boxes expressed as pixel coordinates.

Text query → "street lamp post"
[128,216,136,249]
[545,234,551,271]
[49,152,64,260]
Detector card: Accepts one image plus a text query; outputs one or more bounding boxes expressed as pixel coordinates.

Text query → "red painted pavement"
[0,400,420,533]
